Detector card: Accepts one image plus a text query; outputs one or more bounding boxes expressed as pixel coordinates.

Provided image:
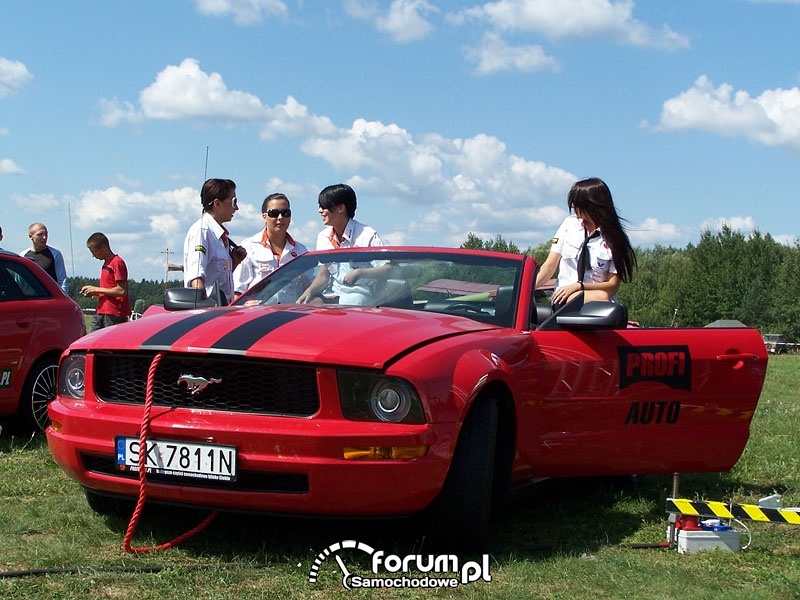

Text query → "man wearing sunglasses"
[232,192,308,301]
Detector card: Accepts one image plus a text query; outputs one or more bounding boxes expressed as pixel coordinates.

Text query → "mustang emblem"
[177,374,222,395]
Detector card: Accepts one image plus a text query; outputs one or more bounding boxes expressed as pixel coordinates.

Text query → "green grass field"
[1,356,799,599]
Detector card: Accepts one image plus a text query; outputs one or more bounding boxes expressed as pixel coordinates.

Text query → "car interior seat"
[494,285,516,327]
[376,279,414,309]
[374,263,421,309]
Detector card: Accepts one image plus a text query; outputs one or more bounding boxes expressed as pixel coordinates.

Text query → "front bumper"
[47,397,454,516]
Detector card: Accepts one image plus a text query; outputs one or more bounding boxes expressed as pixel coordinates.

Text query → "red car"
[47,247,767,550]
[0,250,85,432]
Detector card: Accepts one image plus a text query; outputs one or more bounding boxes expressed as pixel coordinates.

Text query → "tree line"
[463,228,800,339]
[67,227,799,339]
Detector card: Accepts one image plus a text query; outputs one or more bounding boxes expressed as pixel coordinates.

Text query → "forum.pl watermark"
[308,540,492,590]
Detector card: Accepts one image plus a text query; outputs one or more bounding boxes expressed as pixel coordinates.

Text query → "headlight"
[338,370,425,424]
[58,352,86,399]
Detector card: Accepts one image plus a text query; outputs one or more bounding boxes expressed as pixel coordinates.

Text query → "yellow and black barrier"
[667,498,800,525]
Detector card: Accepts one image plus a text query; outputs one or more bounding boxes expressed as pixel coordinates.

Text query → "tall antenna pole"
[67,201,75,278]
[204,145,209,181]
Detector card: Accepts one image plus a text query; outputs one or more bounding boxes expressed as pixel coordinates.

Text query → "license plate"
[115,437,237,482]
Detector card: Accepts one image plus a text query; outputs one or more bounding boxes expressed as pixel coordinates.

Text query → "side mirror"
[536,293,584,330]
[556,301,629,330]
[163,284,226,310]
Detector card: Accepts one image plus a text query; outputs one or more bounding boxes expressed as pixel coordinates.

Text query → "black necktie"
[577,229,600,281]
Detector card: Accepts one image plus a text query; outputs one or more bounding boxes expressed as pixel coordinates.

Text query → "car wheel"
[17,357,59,432]
[85,489,135,517]
[426,395,499,553]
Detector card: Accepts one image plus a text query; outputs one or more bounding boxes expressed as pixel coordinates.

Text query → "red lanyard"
[328,229,343,249]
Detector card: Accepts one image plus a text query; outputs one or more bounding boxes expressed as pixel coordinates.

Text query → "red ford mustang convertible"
[47,247,767,550]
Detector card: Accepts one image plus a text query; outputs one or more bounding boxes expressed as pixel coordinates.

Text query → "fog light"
[343,446,428,460]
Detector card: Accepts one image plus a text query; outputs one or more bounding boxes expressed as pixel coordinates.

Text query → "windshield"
[235,249,523,327]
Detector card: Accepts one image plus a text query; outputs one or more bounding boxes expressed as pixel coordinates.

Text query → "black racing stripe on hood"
[210,311,308,352]
[141,310,229,349]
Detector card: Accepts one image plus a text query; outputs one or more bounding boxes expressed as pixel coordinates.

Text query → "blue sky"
[2,0,799,282]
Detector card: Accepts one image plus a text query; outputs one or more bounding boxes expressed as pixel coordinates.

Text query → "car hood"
[75,304,497,368]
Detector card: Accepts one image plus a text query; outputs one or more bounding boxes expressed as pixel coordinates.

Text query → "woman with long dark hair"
[536,177,636,304]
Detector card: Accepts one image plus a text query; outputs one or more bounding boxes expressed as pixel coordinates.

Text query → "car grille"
[81,454,309,494]
[93,352,319,416]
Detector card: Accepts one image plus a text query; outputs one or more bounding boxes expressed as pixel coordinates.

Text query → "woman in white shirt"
[183,178,247,304]
[232,193,308,301]
[297,183,387,305]
[536,178,636,305]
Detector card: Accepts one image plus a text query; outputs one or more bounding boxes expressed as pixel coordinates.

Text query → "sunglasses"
[265,208,292,218]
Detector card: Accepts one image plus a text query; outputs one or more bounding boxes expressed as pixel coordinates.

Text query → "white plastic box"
[676,528,740,554]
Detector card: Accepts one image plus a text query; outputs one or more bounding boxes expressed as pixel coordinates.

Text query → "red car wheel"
[18,357,59,432]
[426,395,499,552]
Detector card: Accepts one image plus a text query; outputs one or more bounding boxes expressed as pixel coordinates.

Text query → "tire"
[426,395,499,553]
[16,357,59,432]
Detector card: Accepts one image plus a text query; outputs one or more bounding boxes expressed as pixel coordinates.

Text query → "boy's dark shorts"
[90,314,129,332]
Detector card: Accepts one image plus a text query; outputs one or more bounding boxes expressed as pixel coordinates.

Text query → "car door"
[515,323,766,479]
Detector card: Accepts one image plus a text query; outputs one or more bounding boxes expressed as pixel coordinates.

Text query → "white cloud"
[260,96,338,140]
[72,186,200,232]
[452,0,689,50]
[98,59,270,126]
[347,0,438,43]
[343,0,378,20]
[623,216,769,249]
[149,213,182,239]
[97,98,142,127]
[772,233,799,246]
[258,90,583,247]
[377,0,438,43]
[115,174,142,188]
[653,76,800,151]
[11,192,60,212]
[699,216,759,235]
[302,118,426,174]
[138,59,267,122]
[465,32,559,75]
[0,57,33,97]
[194,0,288,25]
[0,158,25,175]
[282,102,576,248]
[628,217,687,246]
[89,60,590,268]
[60,186,201,277]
